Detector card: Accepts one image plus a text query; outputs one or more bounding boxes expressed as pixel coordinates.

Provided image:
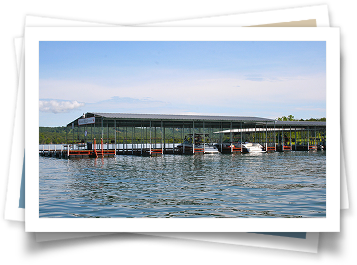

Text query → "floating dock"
[39,112,326,158]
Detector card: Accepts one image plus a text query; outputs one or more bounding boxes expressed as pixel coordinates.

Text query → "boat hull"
[177,144,219,154]
[242,143,266,153]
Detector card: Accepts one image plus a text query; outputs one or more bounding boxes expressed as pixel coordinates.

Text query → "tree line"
[276,115,326,122]
[39,126,193,144]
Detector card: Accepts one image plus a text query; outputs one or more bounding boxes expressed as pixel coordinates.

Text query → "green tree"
[287,115,294,121]
[276,115,325,122]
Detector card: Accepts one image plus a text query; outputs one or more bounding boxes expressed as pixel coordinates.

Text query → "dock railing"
[150,148,163,155]
[283,145,292,151]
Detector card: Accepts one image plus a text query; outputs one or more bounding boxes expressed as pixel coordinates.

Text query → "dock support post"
[240,122,243,153]
[183,123,185,154]
[307,127,310,150]
[149,121,152,155]
[72,123,74,148]
[145,126,147,151]
[163,125,166,154]
[101,138,103,157]
[290,126,293,150]
[114,120,116,155]
[94,138,97,158]
[161,121,164,154]
[66,126,68,150]
[230,122,233,153]
[314,126,317,148]
[101,118,104,141]
[155,126,157,150]
[132,122,134,155]
[193,121,195,154]
[203,121,205,153]
[141,122,143,155]
[220,122,223,152]
[125,126,128,155]
[77,126,80,150]
[172,125,174,154]
[274,121,276,151]
[265,122,268,152]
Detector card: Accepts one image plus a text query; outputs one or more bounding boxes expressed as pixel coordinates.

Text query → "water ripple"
[39,152,326,218]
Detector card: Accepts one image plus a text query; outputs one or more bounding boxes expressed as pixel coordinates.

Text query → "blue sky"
[39,41,326,127]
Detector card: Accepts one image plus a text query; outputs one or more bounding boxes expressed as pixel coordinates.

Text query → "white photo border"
[25,27,340,232]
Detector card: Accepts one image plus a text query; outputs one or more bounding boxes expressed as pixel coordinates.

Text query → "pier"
[39,113,326,158]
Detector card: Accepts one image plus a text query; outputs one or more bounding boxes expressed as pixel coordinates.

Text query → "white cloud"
[39,100,85,114]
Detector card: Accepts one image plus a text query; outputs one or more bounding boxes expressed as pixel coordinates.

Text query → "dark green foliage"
[39,127,67,144]
[39,126,200,144]
[276,115,326,122]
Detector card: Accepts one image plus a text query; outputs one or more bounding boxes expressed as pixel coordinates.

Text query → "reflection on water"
[39,152,326,218]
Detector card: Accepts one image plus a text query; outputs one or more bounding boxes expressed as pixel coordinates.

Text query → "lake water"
[39,151,326,218]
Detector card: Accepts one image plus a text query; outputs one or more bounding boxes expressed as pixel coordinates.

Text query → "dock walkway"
[39,141,322,159]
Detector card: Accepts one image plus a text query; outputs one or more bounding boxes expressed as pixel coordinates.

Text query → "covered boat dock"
[217,120,326,152]
[39,112,326,158]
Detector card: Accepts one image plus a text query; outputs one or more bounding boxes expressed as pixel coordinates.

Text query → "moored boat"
[242,142,265,153]
[214,142,265,153]
[177,134,219,154]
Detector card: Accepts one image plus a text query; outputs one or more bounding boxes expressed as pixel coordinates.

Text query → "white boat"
[214,141,265,153]
[177,134,219,154]
[202,144,220,154]
[242,142,265,153]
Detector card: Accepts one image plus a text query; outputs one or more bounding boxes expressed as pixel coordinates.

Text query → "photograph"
[38,40,327,218]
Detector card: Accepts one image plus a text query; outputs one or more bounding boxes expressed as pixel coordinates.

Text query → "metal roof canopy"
[273,120,326,127]
[66,112,275,128]
[215,127,307,134]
